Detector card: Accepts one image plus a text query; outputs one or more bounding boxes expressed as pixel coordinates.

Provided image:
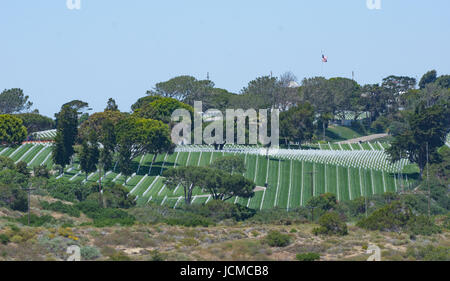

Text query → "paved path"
[337,133,389,144]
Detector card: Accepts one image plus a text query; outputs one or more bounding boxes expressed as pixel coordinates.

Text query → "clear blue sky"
[1,0,449,117]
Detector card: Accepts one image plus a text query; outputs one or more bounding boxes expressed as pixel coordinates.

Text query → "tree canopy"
[0,114,27,145]
[0,88,33,114]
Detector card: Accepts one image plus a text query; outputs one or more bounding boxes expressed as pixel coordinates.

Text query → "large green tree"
[419,70,437,89]
[280,103,315,145]
[163,166,205,204]
[0,88,33,114]
[147,75,214,105]
[132,96,193,125]
[328,77,361,123]
[52,105,78,174]
[0,114,27,145]
[116,116,173,182]
[79,132,99,180]
[15,113,55,134]
[204,171,255,201]
[387,102,450,178]
[163,166,255,204]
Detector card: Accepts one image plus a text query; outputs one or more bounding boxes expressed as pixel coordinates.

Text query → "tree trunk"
[323,122,326,141]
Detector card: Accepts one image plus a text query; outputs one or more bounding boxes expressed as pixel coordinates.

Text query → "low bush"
[40,201,81,217]
[16,214,54,227]
[406,215,441,236]
[313,212,348,236]
[406,244,449,261]
[356,201,411,232]
[45,178,94,202]
[0,234,10,245]
[296,252,320,261]
[183,200,256,222]
[75,200,135,227]
[81,246,101,260]
[264,231,291,247]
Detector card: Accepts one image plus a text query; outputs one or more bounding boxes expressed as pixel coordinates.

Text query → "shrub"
[406,215,441,236]
[296,252,320,261]
[45,178,94,202]
[81,246,101,260]
[248,207,309,225]
[100,182,136,209]
[149,250,166,261]
[264,231,291,247]
[16,214,54,227]
[165,214,212,227]
[108,251,131,261]
[183,200,256,222]
[76,200,135,227]
[406,244,450,261]
[313,212,348,236]
[15,161,29,176]
[40,201,81,217]
[356,201,412,232]
[33,165,50,178]
[0,234,10,245]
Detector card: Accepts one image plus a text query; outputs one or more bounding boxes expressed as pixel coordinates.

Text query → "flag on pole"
[322,54,328,63]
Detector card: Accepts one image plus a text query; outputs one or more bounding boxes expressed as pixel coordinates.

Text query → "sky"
[1,0,449,117]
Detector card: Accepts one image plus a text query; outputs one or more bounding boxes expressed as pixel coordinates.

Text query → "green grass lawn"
[0,144,403,210]
[326,125,363,141]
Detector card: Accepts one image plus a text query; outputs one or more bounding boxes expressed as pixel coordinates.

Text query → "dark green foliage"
[95,182,136,209]
[406,244,449,261]
[16,113,55,134]
[75,201,135,227]
[40,201,81,217]
[183,200,256,222]
[0,88,33,114]
[45,178,94,202]
[356,201,412,232]
[129,203,213,227]
[0,234,10,245]
[164,166,255,204]
[313,212,348,236]
[16,214,54,227]
[133,96,193,125]
[33,165,50,178]
[0,169,28,212]
[165,214,212,227]
[0,156,15,170]
[355,200,441,235]
[419,70,437,89]
[248,208,309,225]
[116,116,173,179]
[296,252,321,261]
[280,102,315,144]
[79,132,99,179]
[264,231,292,247]
[306,193,337,212]
[406,215,441,236]
[436,75,450,89]
[15,161,29,177]
[105,98,119,111]
[387,102,450,178]
[0,114,27,145]
[53,105,78,170]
